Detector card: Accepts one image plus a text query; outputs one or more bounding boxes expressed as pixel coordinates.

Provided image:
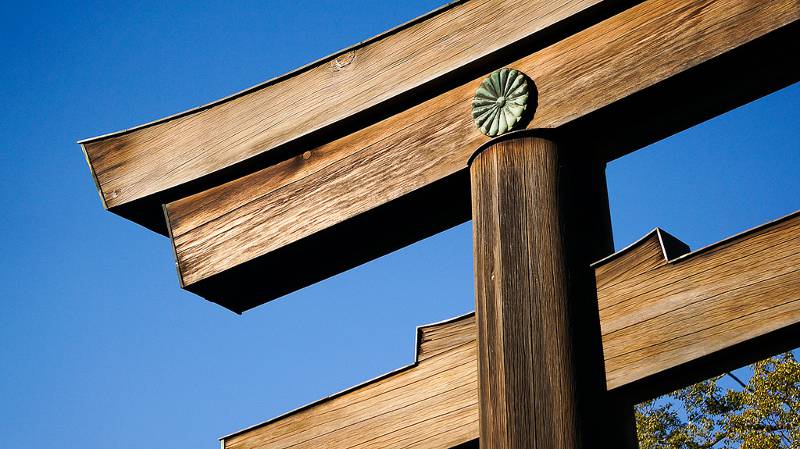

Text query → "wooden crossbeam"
[162,0,799,311]
[220,211,800,448]
[222,315,479,449]
[79,0,617,232]
[597,215,800,391]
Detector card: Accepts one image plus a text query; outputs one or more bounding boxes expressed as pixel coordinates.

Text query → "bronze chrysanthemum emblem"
[472,68,529,137]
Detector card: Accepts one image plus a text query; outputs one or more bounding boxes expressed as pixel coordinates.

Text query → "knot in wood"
[331,51,356,71]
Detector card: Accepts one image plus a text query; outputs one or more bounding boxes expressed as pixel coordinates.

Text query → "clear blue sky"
[1,1,797,448]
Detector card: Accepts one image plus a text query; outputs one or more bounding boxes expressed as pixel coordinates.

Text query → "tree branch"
[726,371,749,391]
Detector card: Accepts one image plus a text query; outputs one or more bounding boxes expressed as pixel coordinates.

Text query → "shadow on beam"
[192,21,798,313]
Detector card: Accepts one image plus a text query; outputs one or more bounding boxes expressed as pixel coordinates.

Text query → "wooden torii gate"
[80,0,800,448]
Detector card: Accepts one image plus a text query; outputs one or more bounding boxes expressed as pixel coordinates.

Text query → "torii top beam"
[81,0,800,312]
[80,0,612,231]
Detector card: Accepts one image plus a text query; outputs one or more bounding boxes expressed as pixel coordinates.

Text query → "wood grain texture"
[165,0,800,310]
[221,314,479,449]
[417,314,478,363]
[221,211,800,448]
[80,0,610,215]
[470,136,580,449]
[597,211,800,390]
[470,136,637,449]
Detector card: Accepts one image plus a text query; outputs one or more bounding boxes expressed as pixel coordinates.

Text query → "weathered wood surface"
[597,212,800,390]
[470,136,581,449]
[80,0,613,225]
[165,0,800,310]
[221,211,800,448]
[221,314,479,449]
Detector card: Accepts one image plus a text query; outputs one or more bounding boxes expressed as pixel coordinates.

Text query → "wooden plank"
[221,211,800,448]
[79,0,617,232]
[165,0,800,311]
[220,314,479,449]
[596,213,800,390]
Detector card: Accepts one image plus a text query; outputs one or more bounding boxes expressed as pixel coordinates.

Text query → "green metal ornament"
[472,68,529,137]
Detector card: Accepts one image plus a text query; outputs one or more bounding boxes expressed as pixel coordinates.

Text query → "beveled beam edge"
[591,209,800,269]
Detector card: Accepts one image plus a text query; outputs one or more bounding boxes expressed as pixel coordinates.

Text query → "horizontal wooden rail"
[220,211,800,448]
[80,0,619,232]
[222,315,479,449]
[164,0,800,311]
[595,213,800,390]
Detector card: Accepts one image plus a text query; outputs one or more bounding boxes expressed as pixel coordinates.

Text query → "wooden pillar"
[469,134,637,449]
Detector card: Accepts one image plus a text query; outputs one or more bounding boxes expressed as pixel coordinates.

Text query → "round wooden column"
[469,134,637,449]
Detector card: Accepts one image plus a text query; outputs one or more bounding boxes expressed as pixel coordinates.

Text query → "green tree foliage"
[636,352,800,449]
